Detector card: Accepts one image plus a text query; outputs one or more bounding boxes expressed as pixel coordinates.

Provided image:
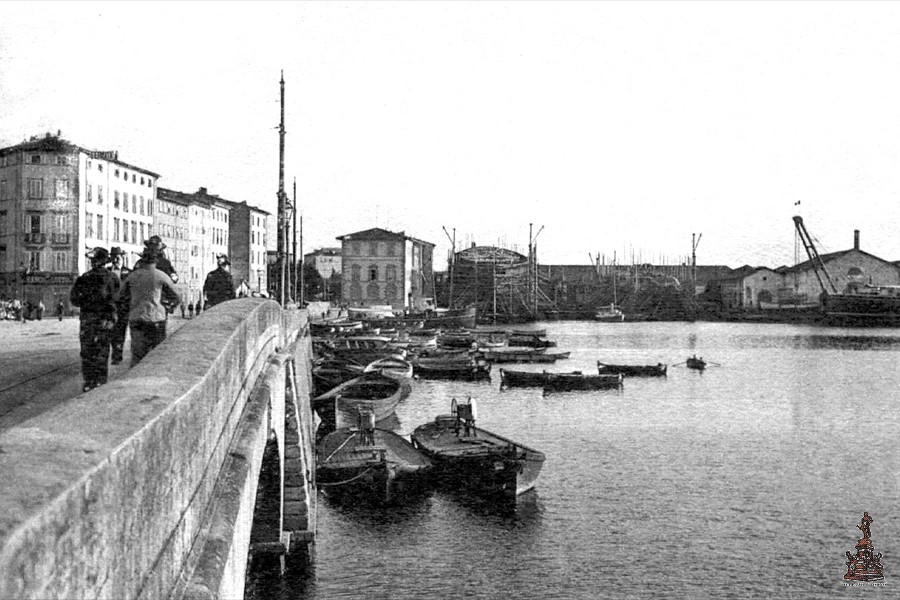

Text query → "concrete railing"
[0,298,312,599]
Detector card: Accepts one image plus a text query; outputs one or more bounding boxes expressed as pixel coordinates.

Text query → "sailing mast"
[277,71,290,305]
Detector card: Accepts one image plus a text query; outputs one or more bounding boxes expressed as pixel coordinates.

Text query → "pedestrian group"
[68,236,235,393]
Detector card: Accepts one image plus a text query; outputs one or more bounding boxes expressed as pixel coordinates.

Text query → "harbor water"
[252,321,900,599]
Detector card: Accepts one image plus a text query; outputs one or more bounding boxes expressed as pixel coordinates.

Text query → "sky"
[2,1,900,269]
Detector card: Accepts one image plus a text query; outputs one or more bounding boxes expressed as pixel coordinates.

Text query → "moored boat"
[317,413,432,504]
[499,368,550,388]
[313,372,412,426]
[312,358,366,396]
[542,372,623,393]
[482,348,570,363]
[412,355,491,380]
[363,356,414,381]
[411,398,545,498]
[596,362,667,377]
[594,304,625,322]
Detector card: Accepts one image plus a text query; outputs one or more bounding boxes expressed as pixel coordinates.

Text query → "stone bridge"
[0,298,317,599]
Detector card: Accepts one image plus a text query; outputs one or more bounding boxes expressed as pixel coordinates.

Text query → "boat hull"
[317,428,432,504]
[823,293,900,325]
[313,373,411,427]
[542,372,623,393]
[596,362,667,377]
[411,415,545,498]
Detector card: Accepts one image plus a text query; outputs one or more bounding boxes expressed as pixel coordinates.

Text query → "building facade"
[336,228,435,310]
[0,133,158,312]
[303,247,342,280]
[225,200,270,295]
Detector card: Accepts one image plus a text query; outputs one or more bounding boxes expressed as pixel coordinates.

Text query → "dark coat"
[203,267,236,308]
[70,266,120,319]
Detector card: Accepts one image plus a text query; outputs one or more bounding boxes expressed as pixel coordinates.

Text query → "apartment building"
[0,132,158,310]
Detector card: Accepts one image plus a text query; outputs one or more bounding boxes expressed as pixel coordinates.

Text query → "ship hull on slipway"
[823,292,900,325]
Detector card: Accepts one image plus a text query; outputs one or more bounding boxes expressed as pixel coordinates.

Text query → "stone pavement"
[0,315,189,431]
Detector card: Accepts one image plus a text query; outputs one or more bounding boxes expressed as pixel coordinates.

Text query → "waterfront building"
[776,229,900,306]
[0,132,158,311]
[718,266,781,309]
[304,247,342,280]
[223,200,271,295]
[336,228,435,310]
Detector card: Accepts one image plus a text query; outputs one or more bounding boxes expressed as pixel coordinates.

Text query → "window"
[0,180,6,200]
[114,169,120,178]
[55,179,67,199]
[87,184,93,202]
[98,185,104,204]
[147,199,153,213]
[28,251,41,271]
[55,252,67,271]
[27,179,42,199]
[140,222,145,242]
[97,214,104,239]
[369,266,378,281]
[56,156,67,166]
[131,221,137,243]
[98,163,103,172]
[86,213,94,238]
[122,219,128,243]
[31,154,41,164]
[54,214,66,231]
[121,192,127,211]
[140,177,144,185]
[29,214,40,234]
[86,160,92,170]
[366,282,380,299]
[351,264,361,281]
[113,218,120,242]
[386,265,397,281]
[140,196,145,215]
[132,197,137,213]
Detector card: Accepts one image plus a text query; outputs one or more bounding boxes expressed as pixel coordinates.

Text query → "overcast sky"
[2,1,900,268]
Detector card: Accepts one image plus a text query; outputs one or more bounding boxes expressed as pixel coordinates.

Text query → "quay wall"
[0,298,311,599]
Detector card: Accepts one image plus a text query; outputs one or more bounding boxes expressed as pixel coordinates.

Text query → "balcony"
[23,232,47,245]
[50,233,70,245]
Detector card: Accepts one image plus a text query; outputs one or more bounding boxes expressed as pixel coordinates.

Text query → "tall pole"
[292,177,298,303]
[442,226,455,309]
[277,71,289,305]
[299,214,304,305]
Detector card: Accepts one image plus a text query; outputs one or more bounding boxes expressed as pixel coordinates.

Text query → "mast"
[277,71,289,305]
[443,226,455,309]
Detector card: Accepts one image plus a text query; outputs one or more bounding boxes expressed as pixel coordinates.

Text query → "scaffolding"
[447,245,556,323]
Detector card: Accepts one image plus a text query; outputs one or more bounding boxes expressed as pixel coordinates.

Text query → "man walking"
[69,247,120,392]
[108,247,131,364]
[203,254,236,309]
[120,245,180,366]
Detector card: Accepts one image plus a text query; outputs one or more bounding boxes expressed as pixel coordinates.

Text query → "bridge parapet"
[0,298,315,600]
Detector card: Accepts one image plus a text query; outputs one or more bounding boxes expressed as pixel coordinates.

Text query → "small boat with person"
[411,398,545,498]
[596,362,668,377]
[686,355,707,371]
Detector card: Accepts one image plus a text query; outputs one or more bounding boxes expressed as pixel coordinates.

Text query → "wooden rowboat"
[596,362,668,377]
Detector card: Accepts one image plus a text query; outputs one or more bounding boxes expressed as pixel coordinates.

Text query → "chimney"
[854,230,860,251]
[198,187,208,195]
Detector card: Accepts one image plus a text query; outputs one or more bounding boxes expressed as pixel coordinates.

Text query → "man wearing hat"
[70,247,120,392]
[135,235,178,283]
[203,254,236,309]
[108,247,131,364]
[120,244,181,366]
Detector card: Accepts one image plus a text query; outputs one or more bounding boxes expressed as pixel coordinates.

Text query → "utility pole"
[292,177,298,304]
[277,71,290,306]
[442,226,456,309]
[299,214,304,305]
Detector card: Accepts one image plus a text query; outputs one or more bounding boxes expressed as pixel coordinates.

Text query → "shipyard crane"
[792,216,838,295]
